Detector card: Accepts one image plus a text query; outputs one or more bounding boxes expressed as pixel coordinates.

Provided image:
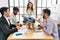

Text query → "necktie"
[8,19,11,25]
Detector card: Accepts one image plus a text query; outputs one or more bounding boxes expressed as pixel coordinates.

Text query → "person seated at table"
[0,7,20,40]
[39,9,59,40]
[57,14,60,38]
[57,15,60,27]
[23,2,35,23]
[10,7,22,29]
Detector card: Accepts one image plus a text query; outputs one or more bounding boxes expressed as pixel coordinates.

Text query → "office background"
[0,0,60,22]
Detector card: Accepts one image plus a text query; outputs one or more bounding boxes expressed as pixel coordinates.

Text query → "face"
[4,9,10,17]
[29,3,33,8]
[13,10,19,15]
[42,11,45,19]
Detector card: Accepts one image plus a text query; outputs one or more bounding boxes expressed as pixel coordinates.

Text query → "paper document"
[12,25,27,38]
[12,32,23,38]
[18,25,27,33]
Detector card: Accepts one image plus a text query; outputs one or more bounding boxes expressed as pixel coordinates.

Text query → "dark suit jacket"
[0,16,18,40]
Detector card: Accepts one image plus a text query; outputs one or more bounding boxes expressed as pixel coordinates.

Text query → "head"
[42,9,51,19]
[26,2,33,11]
[0,7,10,17]
[13,7,19,15]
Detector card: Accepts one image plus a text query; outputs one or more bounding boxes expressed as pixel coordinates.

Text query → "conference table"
[7,29,54,40]
[7,21,54,40]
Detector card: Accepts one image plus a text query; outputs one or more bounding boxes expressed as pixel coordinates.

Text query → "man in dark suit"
[0,7,20,40]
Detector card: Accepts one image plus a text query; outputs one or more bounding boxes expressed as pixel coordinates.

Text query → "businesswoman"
[24,2,35,23]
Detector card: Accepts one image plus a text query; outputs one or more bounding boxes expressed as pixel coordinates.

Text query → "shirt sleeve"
[44,21,53,35]
[0,22,17,35]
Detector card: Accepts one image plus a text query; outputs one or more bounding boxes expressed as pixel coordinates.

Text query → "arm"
[10,16,17,28]
[10,24,16,28]
[0,22,17,35]
[44,21,53,35]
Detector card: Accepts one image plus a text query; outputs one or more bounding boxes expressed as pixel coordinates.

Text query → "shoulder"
[47,17,58,28]
[47,17,56,23]
[0,17,4,23]
[10,13,14,18]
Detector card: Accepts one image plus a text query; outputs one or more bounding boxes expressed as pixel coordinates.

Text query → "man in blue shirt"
[41,9,59,40]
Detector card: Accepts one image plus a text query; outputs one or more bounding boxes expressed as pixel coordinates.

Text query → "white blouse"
[24,9,36,18]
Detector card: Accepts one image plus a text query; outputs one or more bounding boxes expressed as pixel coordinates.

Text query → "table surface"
[7,29,54,40]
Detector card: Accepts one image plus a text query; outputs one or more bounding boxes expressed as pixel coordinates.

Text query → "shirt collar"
[45,17,51,23]
[4,16,9,20]
[12,13,16,17]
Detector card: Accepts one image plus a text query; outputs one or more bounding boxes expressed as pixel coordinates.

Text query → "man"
[57,14,60,38]
[10,7,19,28]
[41,9,59,40]
[57,14,60,27]
[0,7,19,40]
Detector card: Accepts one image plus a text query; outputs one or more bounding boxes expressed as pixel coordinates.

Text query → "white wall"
[0,0,8,17]
[0,0,8,8]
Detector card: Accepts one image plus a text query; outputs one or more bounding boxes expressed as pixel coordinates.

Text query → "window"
[9,0,57,21]
[37,0,56,16]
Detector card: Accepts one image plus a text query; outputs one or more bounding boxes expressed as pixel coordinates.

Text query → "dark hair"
[26,2,33,11]
[13,7,19,11]
[43,9,51,16]
[0,7,9,15]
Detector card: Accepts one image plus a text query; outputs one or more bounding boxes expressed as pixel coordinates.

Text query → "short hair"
[43,9,51,16]
[13,7,19,11]
[0,7,9,15]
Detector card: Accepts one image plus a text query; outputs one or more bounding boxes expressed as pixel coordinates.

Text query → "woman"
[24,2,35,23]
